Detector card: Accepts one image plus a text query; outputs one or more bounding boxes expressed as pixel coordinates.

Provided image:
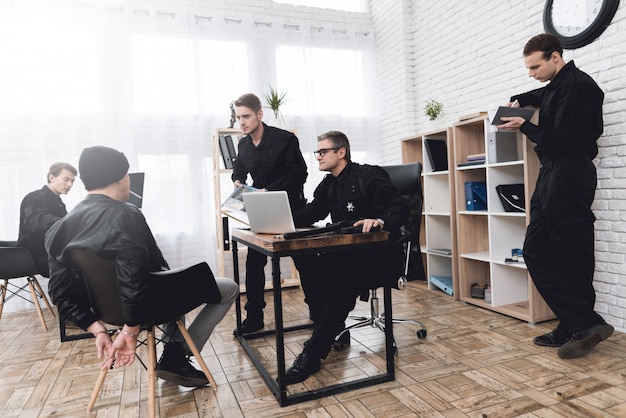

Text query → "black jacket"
[232,123,308,210]
[17,186,67,276]
[293,162,409,239]
[511,60,604,161]
[45,194,168,330]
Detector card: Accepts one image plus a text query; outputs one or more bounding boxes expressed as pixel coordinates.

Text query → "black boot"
[234,311,264,335]
[156,342,209,387]
[284,349,321,385]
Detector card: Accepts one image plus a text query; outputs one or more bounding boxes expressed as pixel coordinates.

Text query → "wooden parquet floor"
[1,281,625,417]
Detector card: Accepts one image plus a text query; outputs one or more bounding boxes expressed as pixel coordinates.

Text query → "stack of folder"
[458,152,485,167]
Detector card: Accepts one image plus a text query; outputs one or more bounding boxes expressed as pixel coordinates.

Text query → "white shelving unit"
[402,128,458,299]
[212,128,243,277]
[452,114,554,323]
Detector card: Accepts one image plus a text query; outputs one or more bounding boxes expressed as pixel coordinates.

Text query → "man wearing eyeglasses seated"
[286,130,409,384]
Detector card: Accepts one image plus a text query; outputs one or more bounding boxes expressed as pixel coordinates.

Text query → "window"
[132,35,198,114]
[276,46,367,116]
[0,25,100,112]
[196,40,249,113]
[137,154,193,233]
[132,36,248,114]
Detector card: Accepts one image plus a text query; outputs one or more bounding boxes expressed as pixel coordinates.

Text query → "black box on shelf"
[471,283,489,299]
[487,130,518,163]
[496,184,525,212]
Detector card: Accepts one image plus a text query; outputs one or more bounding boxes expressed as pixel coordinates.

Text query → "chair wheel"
[417,329,427,339]
[333,330,350,351]
[333,341,347,351]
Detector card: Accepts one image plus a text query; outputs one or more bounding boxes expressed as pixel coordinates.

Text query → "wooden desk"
[231,228,395,406]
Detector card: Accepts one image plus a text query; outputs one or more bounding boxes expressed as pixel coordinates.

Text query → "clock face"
[550,0,602,36]
[543,0,619,49]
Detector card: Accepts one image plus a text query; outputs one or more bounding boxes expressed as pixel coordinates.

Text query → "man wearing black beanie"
[45,145,238,387]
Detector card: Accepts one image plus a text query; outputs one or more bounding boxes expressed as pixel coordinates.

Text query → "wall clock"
[543,0,619,49]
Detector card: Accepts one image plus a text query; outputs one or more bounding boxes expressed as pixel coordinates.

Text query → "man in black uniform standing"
[17,162,77,276]
[498,33,612,359]
[284,130,408,384]
[231,93,308,333]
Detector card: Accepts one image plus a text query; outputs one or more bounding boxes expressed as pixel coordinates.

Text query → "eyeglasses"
[313,147,340,158]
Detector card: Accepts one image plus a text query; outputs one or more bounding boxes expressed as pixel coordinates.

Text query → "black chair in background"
[0,245,56,331]
[66,249,217,417]
[334,162,427,352]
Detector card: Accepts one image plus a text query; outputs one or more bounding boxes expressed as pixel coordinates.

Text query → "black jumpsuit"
[512,60,606,334]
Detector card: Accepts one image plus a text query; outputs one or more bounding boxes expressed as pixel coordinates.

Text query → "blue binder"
[430,275,453,296]
[465,181,487,211]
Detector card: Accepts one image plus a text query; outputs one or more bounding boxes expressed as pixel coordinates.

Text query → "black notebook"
[491,106,534,125]
[424,139,448,172]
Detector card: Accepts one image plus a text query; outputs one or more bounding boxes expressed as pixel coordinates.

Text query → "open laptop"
[242,191,296,234]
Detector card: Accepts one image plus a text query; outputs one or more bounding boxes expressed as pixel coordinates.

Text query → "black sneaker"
[533,327,571,347]
[557,323,614,359]
[156,342,209,387]
[283,350,321,385]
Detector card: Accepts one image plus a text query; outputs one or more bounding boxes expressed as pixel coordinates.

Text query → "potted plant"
[263,84,288,124]
[424,99,443,121]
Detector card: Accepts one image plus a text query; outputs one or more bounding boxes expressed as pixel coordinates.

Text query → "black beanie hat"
[79,146,130,191]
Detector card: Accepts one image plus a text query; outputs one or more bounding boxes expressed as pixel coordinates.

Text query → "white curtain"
[0,1,378,270]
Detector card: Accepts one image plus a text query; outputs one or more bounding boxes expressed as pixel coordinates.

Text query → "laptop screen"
[128,172,145,208]
[242,191,296,234]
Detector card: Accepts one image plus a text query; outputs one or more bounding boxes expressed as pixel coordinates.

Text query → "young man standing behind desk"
[497,33,612,359]
[285,130,409,384]
[231,93,308,334]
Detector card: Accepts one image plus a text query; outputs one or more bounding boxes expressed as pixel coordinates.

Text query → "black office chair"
[66,249,217,417]
[0,245,56,331]
[334,162,427,352]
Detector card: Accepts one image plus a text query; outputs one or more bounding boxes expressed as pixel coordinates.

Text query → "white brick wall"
[373,0,626,331]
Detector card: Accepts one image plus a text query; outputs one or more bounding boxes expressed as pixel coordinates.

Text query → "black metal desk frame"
[231,230,395,406]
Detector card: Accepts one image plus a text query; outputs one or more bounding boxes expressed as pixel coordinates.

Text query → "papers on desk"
[221,185,256,226]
